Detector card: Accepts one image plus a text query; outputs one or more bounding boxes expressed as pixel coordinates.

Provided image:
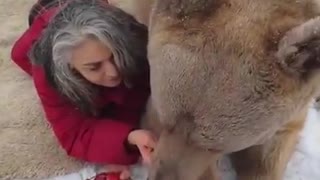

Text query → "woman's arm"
[32,66,139,165]
[11,6,59,75]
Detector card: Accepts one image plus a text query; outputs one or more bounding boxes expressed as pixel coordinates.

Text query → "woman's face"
[70,38,122,87]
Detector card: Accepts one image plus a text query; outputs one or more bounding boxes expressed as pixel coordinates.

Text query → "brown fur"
[108,0,154,26]
[231,109,307,180]
[142,0,320,179]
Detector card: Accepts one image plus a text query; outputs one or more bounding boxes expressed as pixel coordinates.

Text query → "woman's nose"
[104,62,119,78]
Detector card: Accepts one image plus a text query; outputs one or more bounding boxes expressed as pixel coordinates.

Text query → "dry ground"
[0,0,85,179]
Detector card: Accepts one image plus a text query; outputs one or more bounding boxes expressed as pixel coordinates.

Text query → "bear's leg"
[231,110,307,180]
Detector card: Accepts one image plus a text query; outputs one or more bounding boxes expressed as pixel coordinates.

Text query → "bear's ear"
[276,17,320,78]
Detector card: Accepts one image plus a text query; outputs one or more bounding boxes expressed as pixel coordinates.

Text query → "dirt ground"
[0,1,85,179]
[0,0,32,68]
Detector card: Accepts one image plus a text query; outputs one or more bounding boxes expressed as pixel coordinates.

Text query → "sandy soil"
[0,0,32,68]
[0,1,85,179]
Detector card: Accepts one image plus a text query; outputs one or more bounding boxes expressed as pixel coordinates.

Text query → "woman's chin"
[101,79,122,88]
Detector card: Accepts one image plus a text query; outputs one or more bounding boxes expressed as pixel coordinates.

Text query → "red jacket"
[11,5,150,165]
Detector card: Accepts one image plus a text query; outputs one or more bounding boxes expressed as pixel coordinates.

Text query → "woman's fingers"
[142,132,157,149]
[145,138,156,149]
[120,169,131,180]
[138,145,153,165]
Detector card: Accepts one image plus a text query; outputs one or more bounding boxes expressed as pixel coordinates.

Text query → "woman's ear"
[276,17,320,78]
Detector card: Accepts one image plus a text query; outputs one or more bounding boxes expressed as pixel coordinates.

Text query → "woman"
[11,0,155,179]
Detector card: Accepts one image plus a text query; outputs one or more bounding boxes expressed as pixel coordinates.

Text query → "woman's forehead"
[70,38,112,65]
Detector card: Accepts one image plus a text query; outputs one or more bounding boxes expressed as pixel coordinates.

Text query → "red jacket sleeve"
[32,66,139,165]
[11,7,59,76]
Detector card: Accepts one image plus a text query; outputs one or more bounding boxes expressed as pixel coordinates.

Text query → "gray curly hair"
[30,0,149,115]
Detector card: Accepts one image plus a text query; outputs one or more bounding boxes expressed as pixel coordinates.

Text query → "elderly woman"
[11,0,155,179]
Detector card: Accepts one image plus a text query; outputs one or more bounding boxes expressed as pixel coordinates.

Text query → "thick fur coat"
[142,0,320,179]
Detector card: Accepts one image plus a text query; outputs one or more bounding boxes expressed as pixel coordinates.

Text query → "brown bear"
[142,0,320,180]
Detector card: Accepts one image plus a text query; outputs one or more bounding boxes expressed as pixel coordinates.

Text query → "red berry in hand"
[106,172,121,180]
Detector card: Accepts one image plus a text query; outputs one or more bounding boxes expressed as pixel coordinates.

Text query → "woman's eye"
[109,54,114,63]
[88,63,102,71]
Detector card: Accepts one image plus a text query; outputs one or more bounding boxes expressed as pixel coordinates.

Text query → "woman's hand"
[128,129,157,164]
